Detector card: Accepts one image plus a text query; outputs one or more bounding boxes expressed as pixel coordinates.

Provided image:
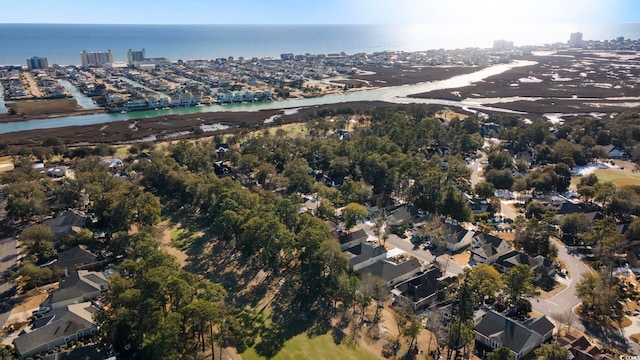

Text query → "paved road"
[0,192,18,331]
[532,238,590,319]
[468,151,486,187]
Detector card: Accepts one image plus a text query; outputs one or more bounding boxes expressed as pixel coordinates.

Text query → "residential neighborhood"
[2,42,640,360]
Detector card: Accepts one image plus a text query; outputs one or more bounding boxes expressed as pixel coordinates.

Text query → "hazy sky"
[1,0,638,24]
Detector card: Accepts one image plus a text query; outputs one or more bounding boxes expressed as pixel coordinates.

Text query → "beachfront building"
[493,40,514,50]
[26,56,49,70]
[127,48,146,66]
[80,50,115,68]
[569,32,584,48]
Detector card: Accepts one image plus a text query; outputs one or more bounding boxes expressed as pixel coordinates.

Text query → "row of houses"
[215,88,272,103]
[105,89,203,112]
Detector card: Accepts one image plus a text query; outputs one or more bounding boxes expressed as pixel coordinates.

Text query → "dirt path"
[159,225,188,267]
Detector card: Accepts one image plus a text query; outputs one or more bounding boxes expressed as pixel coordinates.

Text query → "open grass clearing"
[240,333,380,360]
[593,168,640,187]
[5,98,80,116]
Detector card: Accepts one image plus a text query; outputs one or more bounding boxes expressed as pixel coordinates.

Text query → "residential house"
[391,268,455,310]
[339,228,369,250]
[442,224,475,252]
[101,158,124,170]
[42,210,88,240]
[474,309,555,360]
[555,202,586,216]
[358,257,422,287]
[603,145,625,160]
[215,143,229,160]
[480,123,502,137]
[41,270,108,310]
[337,130,352,141]
[345,242,388,271]
[13,302,98,359]
[557,333,611,360]
[40,344,106,360]
[467,196,490,214]
[50,245,99,272]
[492,250,556,281]
[470,232,512,264]
[386,204,421,229]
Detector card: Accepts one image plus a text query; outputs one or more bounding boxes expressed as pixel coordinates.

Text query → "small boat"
[121,110,127,114]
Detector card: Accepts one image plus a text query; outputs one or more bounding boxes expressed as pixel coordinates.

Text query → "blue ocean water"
[1,23,640,66]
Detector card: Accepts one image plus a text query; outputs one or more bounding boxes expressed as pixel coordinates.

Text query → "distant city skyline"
[1,0,639,25]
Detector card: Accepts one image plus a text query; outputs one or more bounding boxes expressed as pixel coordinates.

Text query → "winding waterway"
[0,60,536,134]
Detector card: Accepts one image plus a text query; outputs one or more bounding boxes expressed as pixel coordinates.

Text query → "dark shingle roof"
[51,245,97,271]
[339,228,368,246]
[13,303,96,358]
[475,310,554,356]
[345,242,387,267]
[358,257,421,283]
[393,268,455,302]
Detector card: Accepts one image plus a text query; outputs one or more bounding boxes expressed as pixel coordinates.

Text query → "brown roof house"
[558,333,611,360]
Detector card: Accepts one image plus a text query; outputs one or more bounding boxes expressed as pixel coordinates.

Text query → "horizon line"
[1,21,638,26]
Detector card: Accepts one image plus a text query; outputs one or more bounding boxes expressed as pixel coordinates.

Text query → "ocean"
[1,23,640,66]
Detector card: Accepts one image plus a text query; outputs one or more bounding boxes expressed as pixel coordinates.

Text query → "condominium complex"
[569,32,583,48]
[80,50,114,67]
[126,48,146,65]
[26,56,49,70]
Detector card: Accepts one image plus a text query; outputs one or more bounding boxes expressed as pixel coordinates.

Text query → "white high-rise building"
[80,50,114,67]
[568,32,583,48]
[126,48,146,66]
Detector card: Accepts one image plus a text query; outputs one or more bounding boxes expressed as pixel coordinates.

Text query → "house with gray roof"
[358,257,422,287]
[13,302,98,359]
[442,224,475,252]
[474,309,554,360]
[42,210,88,240]
[339,228,369,250]
[386,204,421,228]
[345,241,387,271]
[391,267,456,310]
[470,232,512,264]
[493,250,556,281]
[50,245,100,272]
[41,270,108,310]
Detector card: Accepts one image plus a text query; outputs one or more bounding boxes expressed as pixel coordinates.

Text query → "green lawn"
[594,168,640,187]
[114,145,132,158]
[241,333,379,360]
